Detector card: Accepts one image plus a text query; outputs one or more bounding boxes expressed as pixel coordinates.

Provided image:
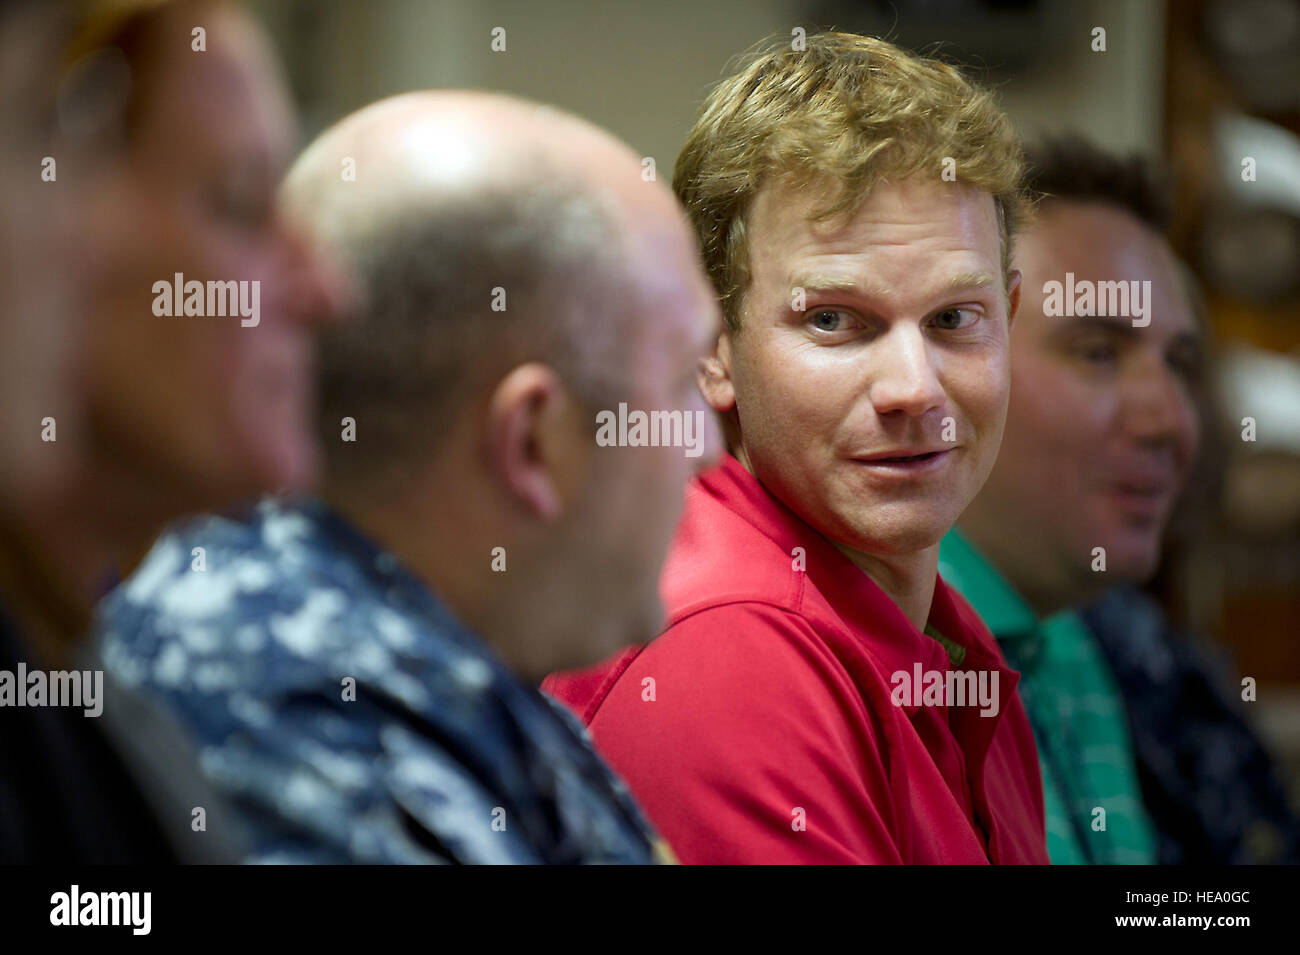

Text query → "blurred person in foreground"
[1,0,343,862]
[0,4,92,861]
[945,135,1300,864]
[0,0,82,506]
[97,90,722,863]
[546,33,1049,864]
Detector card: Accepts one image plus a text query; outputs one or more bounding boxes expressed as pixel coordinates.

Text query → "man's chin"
[630,596,668,645]
[829,510,954,558]
[568,597,665,671]
[249,426,319,497]
[1108,549,1163,586]
[1079,534,1164,591]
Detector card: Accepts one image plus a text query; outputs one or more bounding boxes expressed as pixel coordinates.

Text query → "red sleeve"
[580,603,904,864]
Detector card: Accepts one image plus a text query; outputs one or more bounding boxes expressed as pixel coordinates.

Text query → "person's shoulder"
[581,602,867,725]
[1081,586,1179,674]
[665,599,832,651]
[95,499,402,709]
[102,500,309,623]
[661,480,814,618]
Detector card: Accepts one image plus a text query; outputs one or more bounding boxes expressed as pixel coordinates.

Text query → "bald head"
[284,91,704,497]
[287,91,674,238]
[283,91,722,674]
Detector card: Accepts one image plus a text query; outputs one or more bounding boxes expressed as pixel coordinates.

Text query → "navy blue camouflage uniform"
[96,498,668,864]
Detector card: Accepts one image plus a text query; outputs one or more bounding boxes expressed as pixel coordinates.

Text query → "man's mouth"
[872,451,942,463]
[1107,483,1173,521]
[853,449,953,472]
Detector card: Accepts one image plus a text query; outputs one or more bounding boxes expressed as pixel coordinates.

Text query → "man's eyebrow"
[1169,329,1205,356]
[1052,316,1208,353]
[945,272,996,293]
[789,272,891,299]
[788,271,997,301]
[1053,315,1142,337]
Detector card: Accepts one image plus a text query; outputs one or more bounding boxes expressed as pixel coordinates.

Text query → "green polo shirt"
[938,528,1156,865]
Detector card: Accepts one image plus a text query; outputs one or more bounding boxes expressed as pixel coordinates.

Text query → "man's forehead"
[153,23,296,170]
[750,177,1002,272]
[1022,207,1199,337]
[1027,201,1173,277]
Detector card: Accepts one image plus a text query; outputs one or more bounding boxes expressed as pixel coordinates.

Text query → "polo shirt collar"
[938,527,1045,672]
[699,456,1018,720]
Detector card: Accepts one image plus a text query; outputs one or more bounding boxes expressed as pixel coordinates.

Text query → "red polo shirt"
[544,455,1049,864]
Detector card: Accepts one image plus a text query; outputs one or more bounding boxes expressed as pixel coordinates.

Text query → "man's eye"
[810,310,852,332]
[222,192,273,228]
[1168,347,1203,382]
[1076,339,1118,364]
[208,168,275,229]
[931,307,978,330]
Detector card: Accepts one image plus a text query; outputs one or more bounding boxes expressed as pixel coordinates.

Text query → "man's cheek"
[1177,404,1202,469]
[946,375,1001,437]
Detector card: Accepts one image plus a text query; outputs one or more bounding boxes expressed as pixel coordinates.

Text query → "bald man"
[96,91,721,864]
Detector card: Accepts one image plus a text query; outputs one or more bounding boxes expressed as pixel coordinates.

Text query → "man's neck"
[326,482,494,640]
[327,479,578,682]
[1,445,230,664]
[732,444,939,630]
[76,437,206,579]
[0,495,121,667]
[833,540,939,632]
[956,513,1079,616]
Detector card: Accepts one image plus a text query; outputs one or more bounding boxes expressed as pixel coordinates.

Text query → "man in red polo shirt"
[545,32,1049,864]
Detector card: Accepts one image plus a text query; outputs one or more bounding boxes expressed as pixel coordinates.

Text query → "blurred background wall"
[249,0,1300,780]
[253,0,1168,166]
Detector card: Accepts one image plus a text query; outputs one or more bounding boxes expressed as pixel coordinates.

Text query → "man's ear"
[1006,269,1022,332]
[485,363,584,522]
[698,331,737,413]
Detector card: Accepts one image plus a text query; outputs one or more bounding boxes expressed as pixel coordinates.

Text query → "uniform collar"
[269,496,493,664]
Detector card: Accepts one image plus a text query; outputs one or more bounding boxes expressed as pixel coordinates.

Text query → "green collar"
[937,527,1040,640]
[922,622,967,667]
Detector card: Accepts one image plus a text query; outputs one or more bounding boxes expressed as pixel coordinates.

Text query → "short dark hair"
[312,177,630,498]
[1022,134,1172,232]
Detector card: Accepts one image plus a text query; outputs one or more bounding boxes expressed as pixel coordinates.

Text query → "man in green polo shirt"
[941,137,1204,864]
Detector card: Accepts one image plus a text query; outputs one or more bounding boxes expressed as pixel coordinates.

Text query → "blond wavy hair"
[674,32,1029,331]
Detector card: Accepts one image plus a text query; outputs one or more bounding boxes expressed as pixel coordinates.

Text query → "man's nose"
[867,324,946,418]
[1122,349,1199,456]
